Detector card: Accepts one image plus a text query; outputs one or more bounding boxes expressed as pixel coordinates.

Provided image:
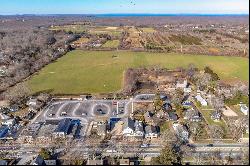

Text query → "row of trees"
[0,28,78,101]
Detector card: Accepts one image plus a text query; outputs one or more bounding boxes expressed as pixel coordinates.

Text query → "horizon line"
[0,13,249,16]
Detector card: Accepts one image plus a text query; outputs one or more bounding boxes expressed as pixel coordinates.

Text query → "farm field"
[28,50,249,94]
[102,40,120,48]
[140,27,156,33]
[50,25,87,33]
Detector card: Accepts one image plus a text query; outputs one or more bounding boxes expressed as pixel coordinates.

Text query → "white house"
[184,87,192,93]
[145,125,158,139]
[134,121,144,138]
[1,119,15,127]
[53,118,72,139]
[239,104,249,115]
[122,118,145,138]
[172,123,189,141]
[176,79,188,89]
[122,118,135,137]
[195,94,207,106]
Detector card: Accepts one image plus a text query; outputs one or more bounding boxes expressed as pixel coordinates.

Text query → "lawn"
[102,40,120,48]
[28,50,249,94]
[160,121,171,132]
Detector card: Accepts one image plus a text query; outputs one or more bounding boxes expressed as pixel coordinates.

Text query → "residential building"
[18,123,42,144]
[119,159,130,165]
[156,110,169,119]
[0,126,8,139]
[211,111,222,121]
[44,160,57,165]
[182,95,192,107]
[0,113,10,120]
[134,120,144,138]
[108,117,121,131]
[122,118,135,137]
[168,112,178,121]
[176,79,188,89]
[1,118,15,127]
[87,159,103,165]
[16,156,36,165]
[173,123,189,141]
[36,123,57,144]
[145,125,159,139]
[184,87,192,93]
[30,156,45,165]
[144,111,154,124]
[184,108,202,122]
[96,121,107,137]
[26,98,43,111]
[0,160,8,165]
[195,94,208,106]
[53,118,72,138]
[239,104,249,115]
[182,100,192,107]
[122,118,144,138]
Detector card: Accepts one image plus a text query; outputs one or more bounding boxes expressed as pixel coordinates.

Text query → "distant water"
[2,13,248,17]
[92,13,249,17]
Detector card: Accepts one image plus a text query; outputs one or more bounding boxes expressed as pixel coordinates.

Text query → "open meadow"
[28,50,249,94]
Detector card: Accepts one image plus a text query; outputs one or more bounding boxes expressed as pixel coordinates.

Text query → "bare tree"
[227,117,247,141]
[3,82,31,102]
[211,96,224,114]
[209,125,225,139]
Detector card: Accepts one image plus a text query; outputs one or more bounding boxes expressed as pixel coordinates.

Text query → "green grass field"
[140,27,156,33]
[28,50,249,94]
[102,40,120,48]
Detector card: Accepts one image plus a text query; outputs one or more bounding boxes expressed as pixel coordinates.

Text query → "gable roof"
[145,125,157,134]
[30,155,45,165]
[134,120,144,133]
[123,118,134,130]
[54,118,72,133]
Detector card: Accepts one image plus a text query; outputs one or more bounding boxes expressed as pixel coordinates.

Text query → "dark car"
[207,144,213,147]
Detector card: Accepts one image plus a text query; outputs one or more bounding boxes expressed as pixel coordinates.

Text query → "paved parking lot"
[34,100,128,124]
[33,94,155,125]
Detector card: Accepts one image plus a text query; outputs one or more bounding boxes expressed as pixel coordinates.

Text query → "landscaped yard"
[160,121,171,132]
[28,50,249,94]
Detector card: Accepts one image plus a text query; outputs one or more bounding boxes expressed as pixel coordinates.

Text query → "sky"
[0,0,249,15]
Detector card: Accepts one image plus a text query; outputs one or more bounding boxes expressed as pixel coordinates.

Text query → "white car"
[48,113,55,117]
[140,144,149,148]
[82,112,87,116]
[106,149,117,153]
[61,112,67,116]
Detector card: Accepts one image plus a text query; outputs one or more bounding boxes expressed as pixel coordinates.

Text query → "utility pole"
[131,101,134,114]
[117,102,119,115]
[181,45,183,53]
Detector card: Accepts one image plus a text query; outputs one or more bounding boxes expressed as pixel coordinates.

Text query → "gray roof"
[145,125,157,134]
[87,159,103,165]
[44,160,57,165]
[0,126,8,138]
[30,155,45,165]
[0,160,7,165]
[123,118,134,130]
[54,118,72,133]
[169,112,178,121]
[144,111,152,118]
[211,111,221,119]
[134,120,144,132]
[185,109,201,119]
[97,123,106,135]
